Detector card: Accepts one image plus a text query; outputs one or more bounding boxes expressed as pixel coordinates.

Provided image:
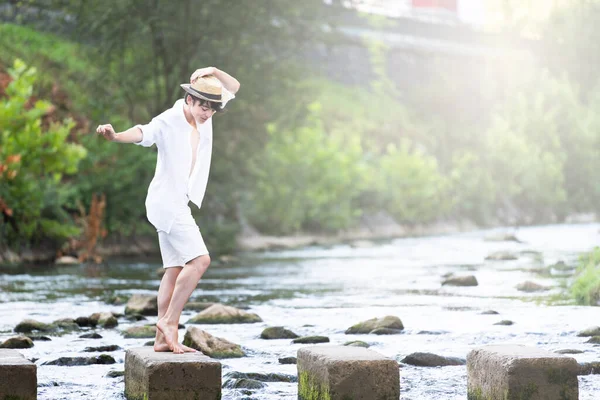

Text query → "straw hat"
[180,75,223,103]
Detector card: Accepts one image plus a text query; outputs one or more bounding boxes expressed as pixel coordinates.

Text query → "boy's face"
[188,98,216,124]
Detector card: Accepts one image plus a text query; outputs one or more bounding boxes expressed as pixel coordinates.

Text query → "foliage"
[370,141,450,224]
[0,59,86,245]
[570,248,600,306]
[246,103,367,234]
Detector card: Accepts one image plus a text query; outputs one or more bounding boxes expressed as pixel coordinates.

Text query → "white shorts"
[158,208,208,268]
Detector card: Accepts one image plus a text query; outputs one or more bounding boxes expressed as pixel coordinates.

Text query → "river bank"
[0,212,596,265]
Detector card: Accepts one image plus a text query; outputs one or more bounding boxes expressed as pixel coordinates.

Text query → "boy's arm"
[96,124,143,144]
[190,67,241,94]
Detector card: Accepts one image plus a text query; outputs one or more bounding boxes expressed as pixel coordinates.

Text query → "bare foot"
[156,318,179,352]
[154,331,197,353]
[155,340,197,353]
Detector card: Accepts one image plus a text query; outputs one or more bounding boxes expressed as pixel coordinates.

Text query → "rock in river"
[260,326,299,339]
[187,304,262,324]
[401,352,465,367]
[124,294,158,316]
[345,316,404,334]
[183,326,245,358]
[0,336,34,349]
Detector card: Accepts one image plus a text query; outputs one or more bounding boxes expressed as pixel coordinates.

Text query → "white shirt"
[134,99,212,233]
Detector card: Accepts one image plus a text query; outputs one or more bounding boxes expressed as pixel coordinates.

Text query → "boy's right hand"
[96,124,116,141]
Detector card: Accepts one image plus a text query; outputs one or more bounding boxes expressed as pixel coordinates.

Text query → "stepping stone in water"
[0,349,36,400]
[125,347,221,400]
[467,344,578,400]
[298,345,399,400]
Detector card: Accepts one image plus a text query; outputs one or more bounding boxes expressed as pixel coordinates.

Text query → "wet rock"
[401,352,466,367]
[105,295,128,305]
[124,294,158,316]
[222,378,265,390]
[484,232,522,243]
[292,336,330,344]
[344,341,370,348]
[107,370,125,378]
[79,333,102,339]
[442,275,478,287]
[83,345,121,352]
[224,371,296,383]
[144,341,154,346]
[494,320,514,326]
[14,319,56,333]
[345,316,404,334]
[122,325,156,339]
[548,261,570,271]
[371,328,403,335]
[89,312,118,328]
[43,354,116,366]
[485,251,518,261]
[75,316,96,328]
[515,281,550,292]
[260,326,299,339]
[555,349,584,355]
[53,318,80,331]
[279,357,297,365]
[0,336,34,349]
[586,336,600,344]
[579,362,600,375]
[26,335,51,341]
[187,303,262,324]
[183,326,245,358]
[125,314,147,322]
[55,255,80,265]
[577,327,600,337]
[184,301,215,312]
[480,310,499,315]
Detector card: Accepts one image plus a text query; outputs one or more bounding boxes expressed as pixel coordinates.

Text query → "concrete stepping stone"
[297,345,399,400]
[467,344,579,400]
[0,349,36,400]
[124,347,221,400]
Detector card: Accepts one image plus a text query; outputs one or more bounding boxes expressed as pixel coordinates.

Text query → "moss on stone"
[122,326,156,338]
[299,371,331,400]
[514,383,538,400]
[467,387,486,400]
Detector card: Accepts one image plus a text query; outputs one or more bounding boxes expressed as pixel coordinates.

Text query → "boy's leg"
[156,254,210,353]
[154,266,197,352]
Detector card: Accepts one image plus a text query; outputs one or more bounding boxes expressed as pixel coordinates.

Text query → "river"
[0,223,599,399]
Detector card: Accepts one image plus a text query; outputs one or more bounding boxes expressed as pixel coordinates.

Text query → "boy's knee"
[188,254,210,272]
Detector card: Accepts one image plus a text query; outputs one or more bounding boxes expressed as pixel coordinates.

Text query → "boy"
[96,67,240,353]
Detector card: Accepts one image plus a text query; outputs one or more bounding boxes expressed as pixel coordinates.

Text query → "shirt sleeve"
[134,117,162,147]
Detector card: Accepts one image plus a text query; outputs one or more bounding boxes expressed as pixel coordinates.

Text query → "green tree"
[0,59,87,245]
[246,103,367,234]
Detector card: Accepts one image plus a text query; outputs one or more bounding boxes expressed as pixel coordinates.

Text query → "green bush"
[570,248,600,306]
[370,140,450,224]
[0,59,87,245]
[245,103,367,234]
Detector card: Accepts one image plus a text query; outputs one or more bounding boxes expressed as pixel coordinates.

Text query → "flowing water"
[1,223,599,399]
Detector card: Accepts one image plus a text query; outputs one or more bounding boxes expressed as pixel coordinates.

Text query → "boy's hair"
[184,92,225,113]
